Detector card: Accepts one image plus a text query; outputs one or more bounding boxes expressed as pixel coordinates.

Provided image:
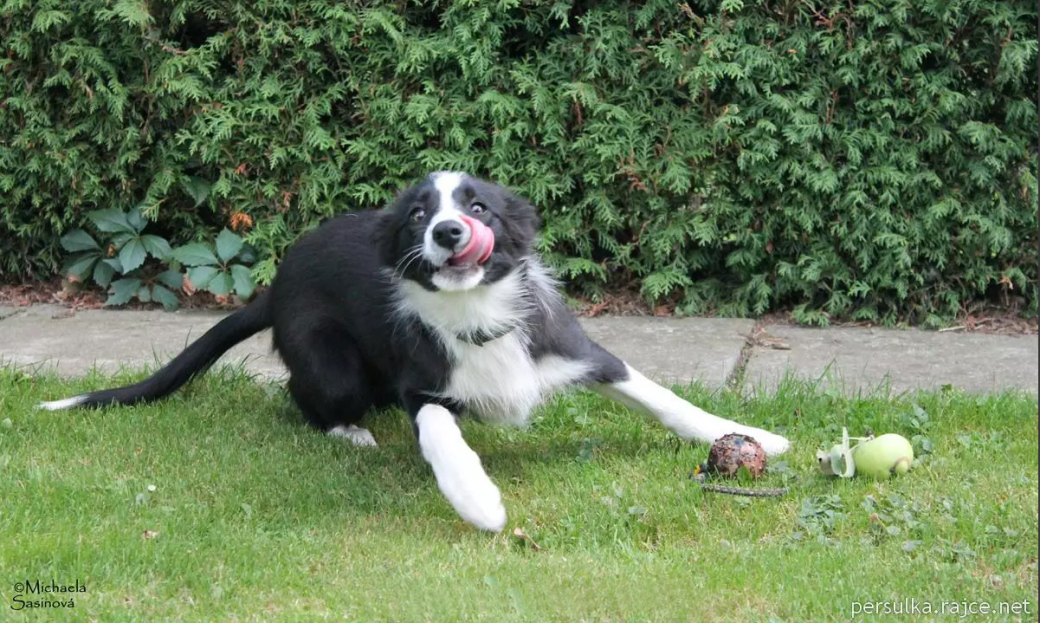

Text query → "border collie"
[42,172,790,531]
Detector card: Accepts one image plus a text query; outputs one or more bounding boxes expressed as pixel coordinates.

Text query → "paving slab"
[580,317,754,387]
[0,308,754,388]
[0,306,26,321]
[744,325,1038,395]
[0,307,286,380]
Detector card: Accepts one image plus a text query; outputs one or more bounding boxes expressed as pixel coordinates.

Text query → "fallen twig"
[512,527,542,550]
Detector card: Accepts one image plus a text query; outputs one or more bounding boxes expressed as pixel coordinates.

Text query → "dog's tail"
[39,291,273,411]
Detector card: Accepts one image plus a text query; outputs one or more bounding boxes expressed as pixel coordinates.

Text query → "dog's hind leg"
[584,343,790,455]
[325,424,379,447]
[280,325,379,448]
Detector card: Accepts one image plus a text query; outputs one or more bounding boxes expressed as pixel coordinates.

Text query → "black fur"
[52,174,628,431]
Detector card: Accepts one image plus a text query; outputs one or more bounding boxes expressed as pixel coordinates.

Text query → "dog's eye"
[470,203,486,215]
[409,207,426,222]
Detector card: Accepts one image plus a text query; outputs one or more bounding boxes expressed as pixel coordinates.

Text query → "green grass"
[0,366,1036,622]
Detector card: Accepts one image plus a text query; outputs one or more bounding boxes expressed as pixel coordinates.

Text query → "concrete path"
[0,305,1036,395]
[742,325,1037,395]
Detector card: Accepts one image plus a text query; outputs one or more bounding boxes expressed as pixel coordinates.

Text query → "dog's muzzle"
[448,216,494,267]
[425,216,494,269]
[432,220,468,251]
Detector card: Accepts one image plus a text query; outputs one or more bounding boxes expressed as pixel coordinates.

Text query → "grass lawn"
[0,365,1036,621]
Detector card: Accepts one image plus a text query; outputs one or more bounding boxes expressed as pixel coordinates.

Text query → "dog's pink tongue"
[452,217,494,266]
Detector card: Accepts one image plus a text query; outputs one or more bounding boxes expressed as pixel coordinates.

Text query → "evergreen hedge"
[1,0,1036,323]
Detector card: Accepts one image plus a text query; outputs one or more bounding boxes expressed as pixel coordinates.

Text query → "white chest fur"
[444,335,589,424]
[392,266,589,425]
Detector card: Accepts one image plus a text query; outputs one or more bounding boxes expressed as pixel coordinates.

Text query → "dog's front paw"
[439,470,507,532]
[723,427,791,456]
[417,404,508,532]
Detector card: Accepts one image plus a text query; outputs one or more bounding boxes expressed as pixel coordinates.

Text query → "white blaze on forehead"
[424,171,471,263]
[432,171,465,214]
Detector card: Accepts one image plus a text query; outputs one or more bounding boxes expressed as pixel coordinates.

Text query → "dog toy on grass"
[817,427,914,479]
[705,433,768,478]
[691,433,787,497]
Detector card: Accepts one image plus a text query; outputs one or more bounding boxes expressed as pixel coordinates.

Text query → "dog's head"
[380,172,540,291]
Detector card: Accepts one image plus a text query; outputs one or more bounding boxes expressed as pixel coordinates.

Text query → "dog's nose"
[432,220,466,250]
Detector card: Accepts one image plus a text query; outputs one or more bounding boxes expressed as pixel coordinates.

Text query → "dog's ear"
[501,190,542,247]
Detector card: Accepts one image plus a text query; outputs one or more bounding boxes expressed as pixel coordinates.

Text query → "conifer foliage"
[1,0,1036,322]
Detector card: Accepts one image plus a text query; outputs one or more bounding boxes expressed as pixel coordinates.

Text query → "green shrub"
[1,0,1036,323]
[60,207,183,309]
[171,229,258,300]
[60,207,256,309]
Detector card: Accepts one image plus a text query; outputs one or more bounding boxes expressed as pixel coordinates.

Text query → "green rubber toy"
[817,427,856,478]
[817,428,914,479]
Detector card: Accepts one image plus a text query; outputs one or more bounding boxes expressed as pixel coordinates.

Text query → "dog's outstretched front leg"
[593,363,791,456]
[412,403,507,532]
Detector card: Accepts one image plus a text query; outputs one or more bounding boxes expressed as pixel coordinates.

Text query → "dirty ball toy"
[817,428,914,479]
[706,433,767,478]
[692,433,786,497]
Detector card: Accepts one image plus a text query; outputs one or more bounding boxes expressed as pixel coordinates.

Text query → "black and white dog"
[42,172,790,531]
